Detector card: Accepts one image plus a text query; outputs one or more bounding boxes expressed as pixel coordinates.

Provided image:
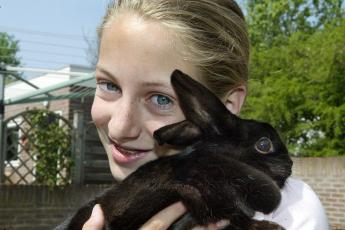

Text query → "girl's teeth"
[118,147,139,155]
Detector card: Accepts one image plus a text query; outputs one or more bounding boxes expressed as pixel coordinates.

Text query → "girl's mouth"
[110,140,152,164]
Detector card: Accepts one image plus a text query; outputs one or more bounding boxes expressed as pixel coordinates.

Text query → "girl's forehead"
[102,13,179,49]
[98,13,203,89]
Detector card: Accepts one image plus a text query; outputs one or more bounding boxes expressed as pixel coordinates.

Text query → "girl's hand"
[139,202,187,230]
[140,202,229,230]
[82,202,229,230]
[82,204,105,230]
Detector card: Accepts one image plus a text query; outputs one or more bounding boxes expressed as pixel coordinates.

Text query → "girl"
[84,0,328,229]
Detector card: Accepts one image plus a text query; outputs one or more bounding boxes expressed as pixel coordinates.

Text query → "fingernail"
[91,204,100,217]
[175,202,187,212]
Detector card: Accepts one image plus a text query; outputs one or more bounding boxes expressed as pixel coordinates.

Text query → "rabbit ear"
[171,70,235,135]
[153,120,202,146]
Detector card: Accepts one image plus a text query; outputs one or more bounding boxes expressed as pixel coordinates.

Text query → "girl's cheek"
[146,120,166,136]
[91,98,110,126]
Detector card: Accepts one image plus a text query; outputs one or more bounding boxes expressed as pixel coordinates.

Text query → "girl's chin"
[110,162,143,181]
[111,168,132,181]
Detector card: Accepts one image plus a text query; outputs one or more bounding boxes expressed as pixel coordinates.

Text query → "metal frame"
[4,72,95,105]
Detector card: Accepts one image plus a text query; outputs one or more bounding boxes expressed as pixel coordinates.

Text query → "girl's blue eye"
[97,81,120,93]
[156,95,170,105]
[151,95,173,110]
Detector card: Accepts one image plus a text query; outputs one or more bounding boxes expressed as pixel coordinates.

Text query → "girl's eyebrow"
[96,65,173,91]
[95,66,117,80]
[142,82,170,88]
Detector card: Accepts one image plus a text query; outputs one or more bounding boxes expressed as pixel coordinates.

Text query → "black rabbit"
[56,70,292,230]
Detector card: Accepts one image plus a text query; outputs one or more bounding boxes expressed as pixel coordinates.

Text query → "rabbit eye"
[255,137,273,154]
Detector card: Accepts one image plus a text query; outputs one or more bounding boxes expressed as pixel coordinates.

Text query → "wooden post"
[72,110,85,185]
[0,66,5,183]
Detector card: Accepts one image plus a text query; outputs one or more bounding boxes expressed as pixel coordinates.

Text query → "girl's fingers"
[82,202,229,230]
[139,202,187,230]
[82,204,105,230]
[192,222,223,230]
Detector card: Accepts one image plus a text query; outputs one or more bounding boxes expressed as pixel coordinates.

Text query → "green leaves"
[28,110,73,188]
[245,0,344,47]
[242,1,345,156]
[0,32,21,84]
[0,32,20,66]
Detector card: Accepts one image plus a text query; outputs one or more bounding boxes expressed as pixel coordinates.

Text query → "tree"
[0,32,21,83]
[246,0,344,47]
[241,0,345,156]
[0,32,20,65]
[83,32,99,69]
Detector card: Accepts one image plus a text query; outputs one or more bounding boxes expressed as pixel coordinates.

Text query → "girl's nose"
[107,99,141,142]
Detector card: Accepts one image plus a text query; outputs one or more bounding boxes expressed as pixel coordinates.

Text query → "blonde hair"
[98,0,249,97]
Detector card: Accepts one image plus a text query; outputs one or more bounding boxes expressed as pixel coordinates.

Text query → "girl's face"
[92,13,201,181]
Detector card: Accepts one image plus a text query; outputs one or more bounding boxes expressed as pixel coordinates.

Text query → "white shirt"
[253,177,329,230]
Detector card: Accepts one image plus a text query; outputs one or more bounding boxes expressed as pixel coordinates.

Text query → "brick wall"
[0,185,108,230]
[0,157,344,229]
[292,157,345,230]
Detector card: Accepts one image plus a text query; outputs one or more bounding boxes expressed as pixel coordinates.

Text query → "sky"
[0,0,112,75]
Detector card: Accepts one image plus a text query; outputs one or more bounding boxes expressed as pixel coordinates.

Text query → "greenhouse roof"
[2,65,96,105]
